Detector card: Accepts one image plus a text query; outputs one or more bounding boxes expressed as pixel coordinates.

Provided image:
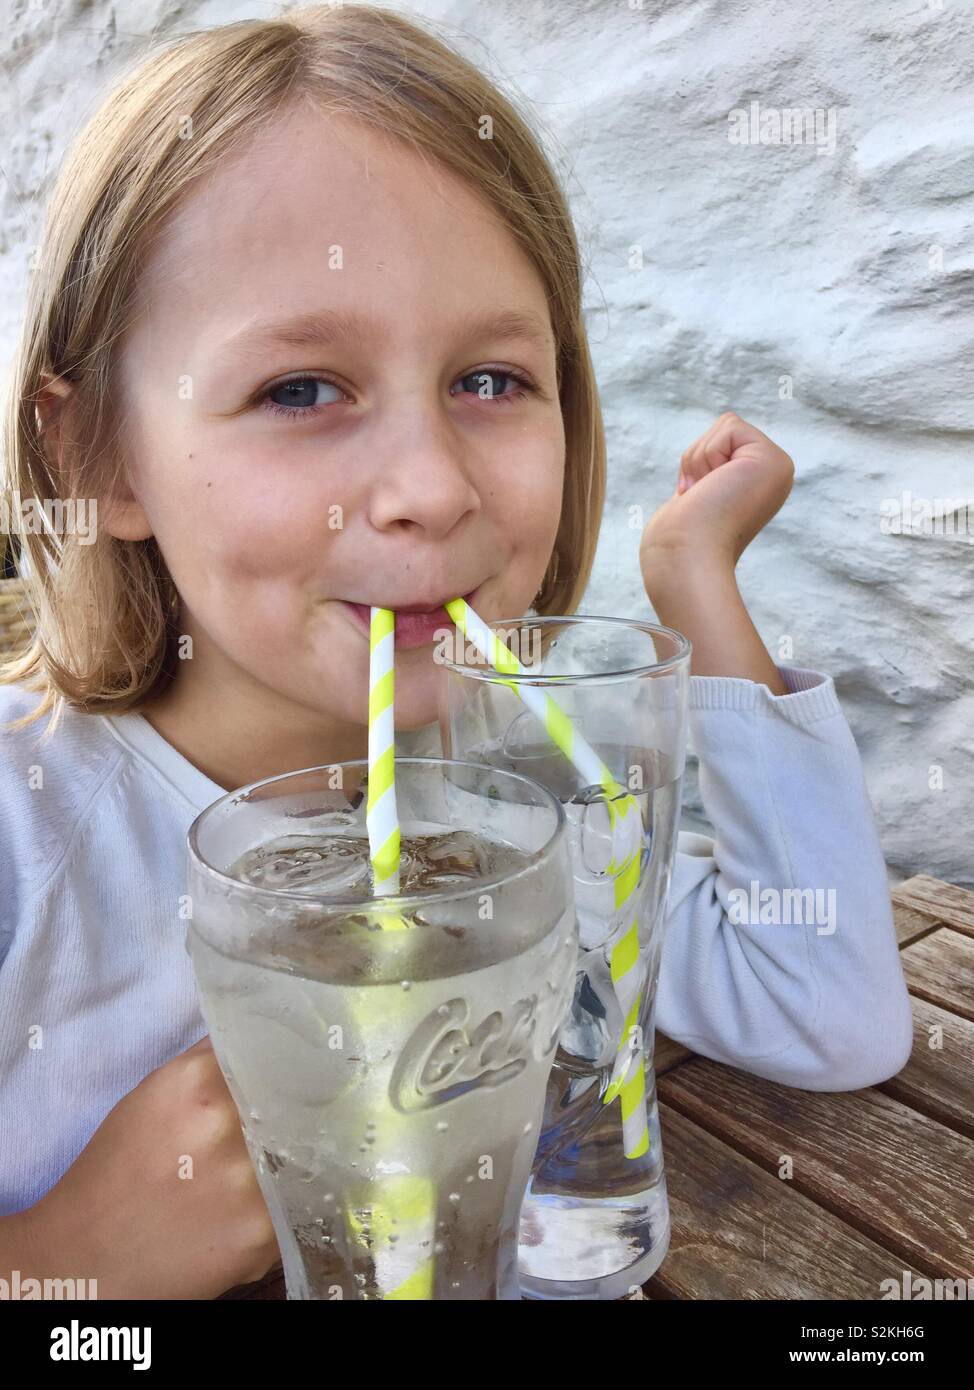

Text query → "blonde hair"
[1,2,605,740]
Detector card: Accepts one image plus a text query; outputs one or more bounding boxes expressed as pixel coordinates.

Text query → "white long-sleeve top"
[0,664,914,1216]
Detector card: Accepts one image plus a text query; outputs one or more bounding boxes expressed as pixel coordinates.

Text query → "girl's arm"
[644,555,787,694]
[637,413,913,1091]
[639,412,795,691]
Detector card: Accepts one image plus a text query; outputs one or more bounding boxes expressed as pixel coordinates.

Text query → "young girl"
[0,5,911,1298]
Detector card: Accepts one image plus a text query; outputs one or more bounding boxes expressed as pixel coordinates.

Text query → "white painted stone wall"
[2,0,971,885]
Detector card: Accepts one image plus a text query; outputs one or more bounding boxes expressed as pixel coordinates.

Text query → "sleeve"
[0,799,15,973]
[654,663,914,1091]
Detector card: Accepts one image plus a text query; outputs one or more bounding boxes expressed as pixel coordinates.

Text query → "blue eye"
[258,366,535,421]
[261,376,345,419]
[452,368,532,406]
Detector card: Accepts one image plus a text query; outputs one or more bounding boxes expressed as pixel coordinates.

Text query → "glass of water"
[437,617,691,1299]
[186,758,577,1300]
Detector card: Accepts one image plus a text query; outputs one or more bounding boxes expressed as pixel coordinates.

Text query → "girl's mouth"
[341,589,479,650]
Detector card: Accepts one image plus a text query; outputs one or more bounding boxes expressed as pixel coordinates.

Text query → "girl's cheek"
[496,436,563,500]
[509,465,564,542]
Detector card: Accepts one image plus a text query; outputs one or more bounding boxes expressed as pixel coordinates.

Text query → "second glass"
[438,616,691,1300]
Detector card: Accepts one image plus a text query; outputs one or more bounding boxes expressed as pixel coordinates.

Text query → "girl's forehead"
[138,108,530,319]
[129,113,550,359]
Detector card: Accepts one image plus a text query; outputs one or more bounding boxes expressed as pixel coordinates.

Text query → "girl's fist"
[641,412,794,568]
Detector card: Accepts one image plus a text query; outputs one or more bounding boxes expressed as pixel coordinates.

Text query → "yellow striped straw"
[348,606,435,1297]
[344,1173,435,1300]
[445,599,650,1160]
[367,607,400,894]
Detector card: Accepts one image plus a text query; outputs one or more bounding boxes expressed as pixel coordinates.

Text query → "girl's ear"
[35,372,73,439]
[35,372,154,542]
[99,480,155,542]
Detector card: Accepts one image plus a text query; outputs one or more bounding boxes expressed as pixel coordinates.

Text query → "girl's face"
[108,104,565,766]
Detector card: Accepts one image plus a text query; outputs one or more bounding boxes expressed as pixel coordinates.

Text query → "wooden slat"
[645,1104,928,1300]
[893,876,974,938]
[658,1058,974,1280]
[901,928,974,1022]
[893,902,942,948]
[877,998,974,1139]
[655,1031,695,1074]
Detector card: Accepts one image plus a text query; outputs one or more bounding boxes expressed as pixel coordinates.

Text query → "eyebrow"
[216,306,555,360]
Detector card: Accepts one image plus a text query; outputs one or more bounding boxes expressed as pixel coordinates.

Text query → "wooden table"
[642,875,974,1300]
[222,875,974,1302]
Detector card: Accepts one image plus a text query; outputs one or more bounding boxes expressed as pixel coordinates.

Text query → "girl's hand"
[28,1036,281,1299]
[640,412,794,572]
[639,413,794,694]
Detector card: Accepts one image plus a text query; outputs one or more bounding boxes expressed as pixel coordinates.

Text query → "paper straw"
[349,608,435,1297]
[445,600,620,793]
[367,607,400,894]
[445,599,650,1160]
[345,1173,435,1300]
[606,924,650,1158]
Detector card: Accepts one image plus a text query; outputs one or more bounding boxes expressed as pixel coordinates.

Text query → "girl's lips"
[342,591,476,650]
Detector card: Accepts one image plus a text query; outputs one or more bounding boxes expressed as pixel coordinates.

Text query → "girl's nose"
[366,417,481,540]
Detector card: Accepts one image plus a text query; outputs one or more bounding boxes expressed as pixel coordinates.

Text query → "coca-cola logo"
[390,994,553,1113]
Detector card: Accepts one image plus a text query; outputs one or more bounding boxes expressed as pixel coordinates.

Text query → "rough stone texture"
[1,0,970,884]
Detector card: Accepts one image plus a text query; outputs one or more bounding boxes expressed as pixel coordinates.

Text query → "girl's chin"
[387,667,447,733]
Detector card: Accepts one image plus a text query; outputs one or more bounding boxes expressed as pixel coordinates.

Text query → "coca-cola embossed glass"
[186,758,576,1300]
